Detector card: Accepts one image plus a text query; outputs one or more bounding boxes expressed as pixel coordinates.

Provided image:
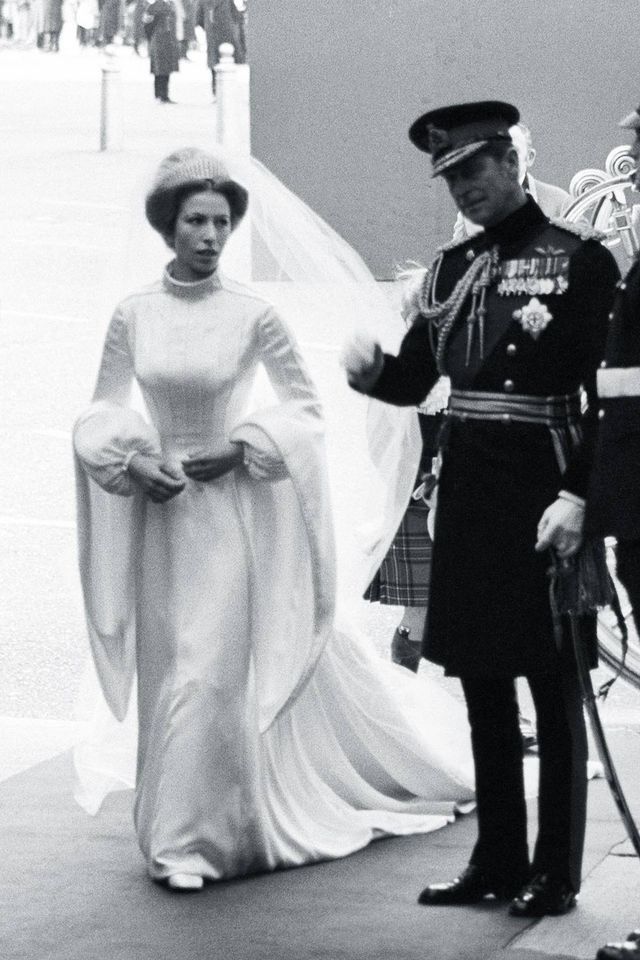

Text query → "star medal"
[513,297,553,340]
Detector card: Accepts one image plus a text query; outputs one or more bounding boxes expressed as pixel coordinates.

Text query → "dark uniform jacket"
[366,197,619,677]
[586,259,640,541]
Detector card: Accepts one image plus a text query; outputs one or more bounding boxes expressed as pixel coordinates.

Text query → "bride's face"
[170,190,233,281]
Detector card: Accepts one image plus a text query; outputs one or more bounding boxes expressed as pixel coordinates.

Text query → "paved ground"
[2,42,640,960]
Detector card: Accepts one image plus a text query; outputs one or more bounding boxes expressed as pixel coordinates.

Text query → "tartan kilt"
[365,496,433,606]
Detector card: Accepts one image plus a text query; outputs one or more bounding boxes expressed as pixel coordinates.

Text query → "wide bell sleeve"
[73,306,154,722]
[229,306,335,732]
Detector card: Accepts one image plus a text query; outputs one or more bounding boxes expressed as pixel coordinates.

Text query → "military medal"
[496,252,570,296]
[513,297,553,339]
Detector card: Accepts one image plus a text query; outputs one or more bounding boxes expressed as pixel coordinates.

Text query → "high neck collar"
[482,195,547,247]
[163,263,223,299]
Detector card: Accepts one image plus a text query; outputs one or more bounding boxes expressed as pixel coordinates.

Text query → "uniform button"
[466,248,475,261]
[598,408,605,420]
[608,312,615,320]
[617,280,627,290]
[600,360,607,369]
[506,343,517,356]
[501,413,512,423]
[503,379,515,393]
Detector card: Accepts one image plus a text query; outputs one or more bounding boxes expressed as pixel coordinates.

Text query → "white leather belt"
[597,367,640,398]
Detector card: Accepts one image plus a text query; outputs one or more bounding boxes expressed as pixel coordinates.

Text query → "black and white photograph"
[3,3,640,959]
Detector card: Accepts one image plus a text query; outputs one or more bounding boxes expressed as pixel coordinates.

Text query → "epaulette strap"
[549,217,606,242]
[437,234,473,254]
[398,265,431,323]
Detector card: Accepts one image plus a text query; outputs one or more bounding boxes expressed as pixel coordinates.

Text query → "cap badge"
[427,125,451,154]
[513,297,553,340]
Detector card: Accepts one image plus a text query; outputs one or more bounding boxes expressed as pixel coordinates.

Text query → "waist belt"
[597,366,640,398]
[448,389,581,426]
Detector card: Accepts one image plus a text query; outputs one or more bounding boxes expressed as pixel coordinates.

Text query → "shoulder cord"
[418,251,494,375]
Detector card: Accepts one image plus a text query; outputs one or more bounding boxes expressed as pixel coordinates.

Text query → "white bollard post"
[214,42,251,157]
[100,44,124,152]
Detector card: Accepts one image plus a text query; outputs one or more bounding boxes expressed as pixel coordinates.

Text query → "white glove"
[535,496,585,559]
[340,332,383,392]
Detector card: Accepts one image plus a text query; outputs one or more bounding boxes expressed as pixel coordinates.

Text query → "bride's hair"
[144,147,249,238]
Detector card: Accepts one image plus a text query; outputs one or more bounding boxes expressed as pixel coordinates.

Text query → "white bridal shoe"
[166,873,204,891]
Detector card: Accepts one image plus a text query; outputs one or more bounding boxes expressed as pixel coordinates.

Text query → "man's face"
[442,148,523,227]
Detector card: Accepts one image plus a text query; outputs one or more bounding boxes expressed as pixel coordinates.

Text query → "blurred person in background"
[76,0,98,44]
[41,0,62,49]
[15,0,34,43]
[197,0,246,99]
[144,0,181,102]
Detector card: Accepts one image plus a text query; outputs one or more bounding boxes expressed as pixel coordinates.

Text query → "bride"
[72,147,475,890]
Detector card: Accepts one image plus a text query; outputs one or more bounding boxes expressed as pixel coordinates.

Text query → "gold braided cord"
[417,252,494,374]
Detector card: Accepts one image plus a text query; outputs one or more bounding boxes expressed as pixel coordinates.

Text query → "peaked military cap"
[618,104,640,129]
[409,100,520,176]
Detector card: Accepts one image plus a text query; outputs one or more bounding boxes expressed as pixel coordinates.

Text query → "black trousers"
[461,669,588,892]
[154,74,170,101]
[616,540,640,634]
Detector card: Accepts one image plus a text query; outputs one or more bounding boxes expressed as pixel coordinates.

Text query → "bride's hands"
[181,442,243,482]
[127,454,186,503]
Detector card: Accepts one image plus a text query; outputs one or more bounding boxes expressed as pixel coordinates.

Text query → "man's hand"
[181,442,243,482]
[341,333,384,393]
[128,454,186,503]
[535,497,585,559]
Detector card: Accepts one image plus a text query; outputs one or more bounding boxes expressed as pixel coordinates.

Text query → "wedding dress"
[71,152,480,882]
[73,262,476,882]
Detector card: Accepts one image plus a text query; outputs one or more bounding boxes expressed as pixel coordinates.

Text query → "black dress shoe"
[596,938,640,960]
[391,626,421,673]
[509,873,577,917]
[418,864,522,906]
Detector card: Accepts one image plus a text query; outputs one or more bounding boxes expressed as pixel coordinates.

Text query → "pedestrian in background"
[131,0,146,51]
[97,0,119,42]
[197,0,246,99]
[41,0,62,48]
[76,0,98,44]
[144,0,180,102]
[16,0,34,43]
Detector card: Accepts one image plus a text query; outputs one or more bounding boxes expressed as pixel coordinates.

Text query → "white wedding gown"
[73,265,476,882]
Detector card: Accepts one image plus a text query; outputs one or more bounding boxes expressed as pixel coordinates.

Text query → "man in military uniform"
[344,100,619,917]
[585,104,640,960]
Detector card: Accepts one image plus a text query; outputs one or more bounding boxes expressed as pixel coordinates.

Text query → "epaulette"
[549,217,606,242]
[436,233,474,255]
[397,265,431,322]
